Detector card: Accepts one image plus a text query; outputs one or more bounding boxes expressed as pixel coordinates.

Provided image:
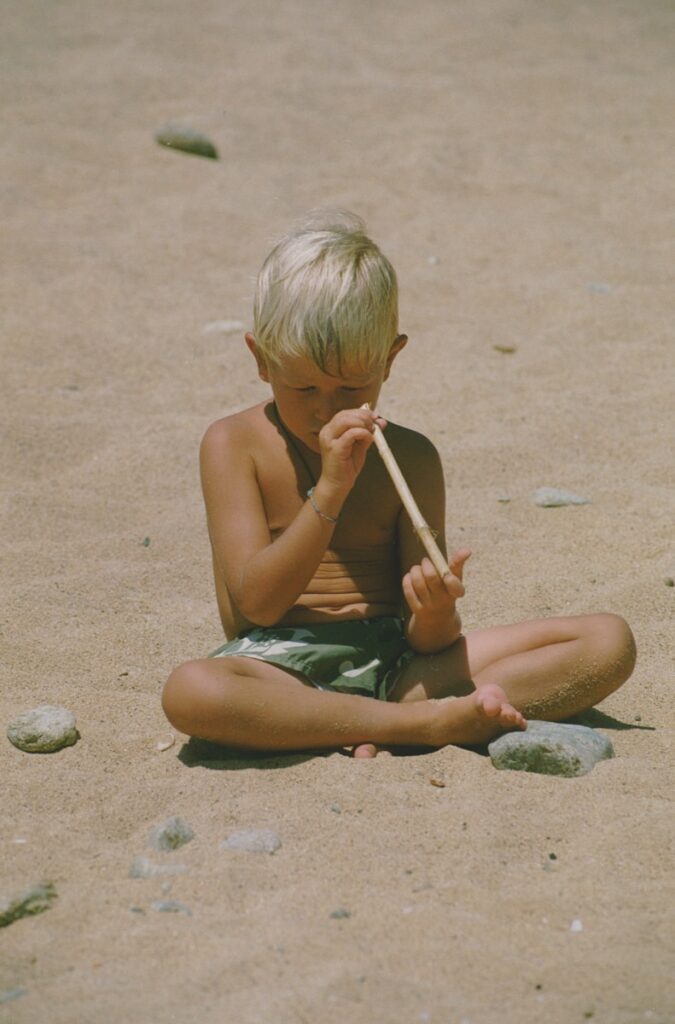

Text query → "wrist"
[407,609,462,654]
[313,478,348,518]
[308,481,345,524]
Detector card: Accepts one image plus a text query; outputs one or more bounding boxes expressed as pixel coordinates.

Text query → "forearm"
[406,608,463,655]
[234,479,346,625]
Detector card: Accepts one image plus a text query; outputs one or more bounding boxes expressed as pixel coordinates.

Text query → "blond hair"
[253,211,398,373]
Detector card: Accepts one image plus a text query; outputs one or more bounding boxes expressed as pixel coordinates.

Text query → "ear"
[383,334,408,381]
[245,333,270,382]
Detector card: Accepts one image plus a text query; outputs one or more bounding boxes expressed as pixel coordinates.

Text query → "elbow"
[234,591,286,628]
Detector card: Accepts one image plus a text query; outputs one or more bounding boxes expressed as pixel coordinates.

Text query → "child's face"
[246,334,406,452]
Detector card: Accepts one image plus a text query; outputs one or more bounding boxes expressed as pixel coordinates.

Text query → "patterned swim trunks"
[209,616,416,701]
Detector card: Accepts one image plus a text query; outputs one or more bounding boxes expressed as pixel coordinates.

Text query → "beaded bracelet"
[306,487,338,524]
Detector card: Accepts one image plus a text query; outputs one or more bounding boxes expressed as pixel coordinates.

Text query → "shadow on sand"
[177,708,651,770]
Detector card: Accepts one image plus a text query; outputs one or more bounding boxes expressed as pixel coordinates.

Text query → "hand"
[403,549,471,619]
[317,407,387,497]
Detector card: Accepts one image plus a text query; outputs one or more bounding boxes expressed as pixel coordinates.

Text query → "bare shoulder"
[381,421,443,480]
[200,402,270,468]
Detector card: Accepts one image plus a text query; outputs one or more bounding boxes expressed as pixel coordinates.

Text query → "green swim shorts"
[209,616,416,701]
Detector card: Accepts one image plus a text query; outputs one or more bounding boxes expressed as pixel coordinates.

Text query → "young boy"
[163,212,636,757]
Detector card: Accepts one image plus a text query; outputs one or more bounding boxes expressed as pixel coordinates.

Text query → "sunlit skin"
[162,333,636,757]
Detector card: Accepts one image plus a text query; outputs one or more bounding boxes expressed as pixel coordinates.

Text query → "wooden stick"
[363,405,449,578]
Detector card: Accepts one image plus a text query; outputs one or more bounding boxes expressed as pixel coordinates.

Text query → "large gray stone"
[489,720,614,777]
[0,883,57,928]
[7,706,78,753]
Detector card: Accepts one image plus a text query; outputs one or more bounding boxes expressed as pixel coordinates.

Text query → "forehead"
[276,354,376,386]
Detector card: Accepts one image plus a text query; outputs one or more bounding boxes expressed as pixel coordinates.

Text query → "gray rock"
[129,856,187,879]
[0,882,57,928]
[7,705,78,753]
[489,720,614,777]
[222,828,281,854]
[148,816,194,852]
[150,900,192,916]
[155,123,218,159]
[0,988,27,1005]
[330,908,351,919]
[533,487,591,508]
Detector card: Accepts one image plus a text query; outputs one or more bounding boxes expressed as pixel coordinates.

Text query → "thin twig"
[363,405,449,578]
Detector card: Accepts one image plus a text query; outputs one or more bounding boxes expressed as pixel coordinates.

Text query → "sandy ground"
[2,1,674,1021]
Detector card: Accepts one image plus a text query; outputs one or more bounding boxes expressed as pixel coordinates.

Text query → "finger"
[443,573,465,599]
[402,572,420,613]
[409,563,434,600]
[329,408,378,435]
[448,548,471,581]
[421,557,445,591]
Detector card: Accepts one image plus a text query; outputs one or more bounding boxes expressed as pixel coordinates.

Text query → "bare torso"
[211,400,409,638]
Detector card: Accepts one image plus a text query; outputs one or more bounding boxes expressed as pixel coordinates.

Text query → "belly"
[279,544,400,624]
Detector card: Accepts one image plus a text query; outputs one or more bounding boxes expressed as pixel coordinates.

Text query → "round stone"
[7,706,78,753]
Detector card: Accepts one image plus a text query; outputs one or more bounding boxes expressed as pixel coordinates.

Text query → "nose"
[314,392,339,425]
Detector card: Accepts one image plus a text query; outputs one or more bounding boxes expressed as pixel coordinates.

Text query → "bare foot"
[431,683,526,747]
[352,742,378,759]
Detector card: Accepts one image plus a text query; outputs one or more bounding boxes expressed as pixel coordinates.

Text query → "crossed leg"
[352,612,636,756]
[162,613,635,756]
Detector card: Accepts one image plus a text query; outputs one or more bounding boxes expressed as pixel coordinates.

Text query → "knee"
[589,613,637,683]
[162,660,205,734]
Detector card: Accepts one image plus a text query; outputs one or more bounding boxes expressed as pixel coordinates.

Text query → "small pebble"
[148,817,194,852]
[7,705,78,753]
[664,577,674,587]
[142,537,151,547]
[330,803,342,814]
[130,906,145,915]
[156,735,175,752]
[570,918,584,932]
[634,714,642,722]
[0,988,27,1005]
[202,319,245,335]
[330,908,351,919]
[493,344,517,354]
[429,777,445,788]
[0,882,56,928]
[497,495,511,503]
[155,123,218,159]
[129,856,187,879]
[222,829,281,854]
[533,487,591,508]
[150,900,192,916]
[548,852,557,860]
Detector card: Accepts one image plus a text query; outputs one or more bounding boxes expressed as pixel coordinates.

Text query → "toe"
[353,743,378,759]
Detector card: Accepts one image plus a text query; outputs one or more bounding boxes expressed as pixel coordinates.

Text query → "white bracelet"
[307,487,338,524]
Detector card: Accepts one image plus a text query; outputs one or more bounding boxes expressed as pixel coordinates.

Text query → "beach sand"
[2,1,674,1020]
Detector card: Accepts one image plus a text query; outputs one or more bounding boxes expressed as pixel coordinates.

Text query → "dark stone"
[0,883,57,928]
[155,124,218,159]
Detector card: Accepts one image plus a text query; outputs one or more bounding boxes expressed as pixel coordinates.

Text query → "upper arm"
[199,417,271,603]
[394,431,448,582]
